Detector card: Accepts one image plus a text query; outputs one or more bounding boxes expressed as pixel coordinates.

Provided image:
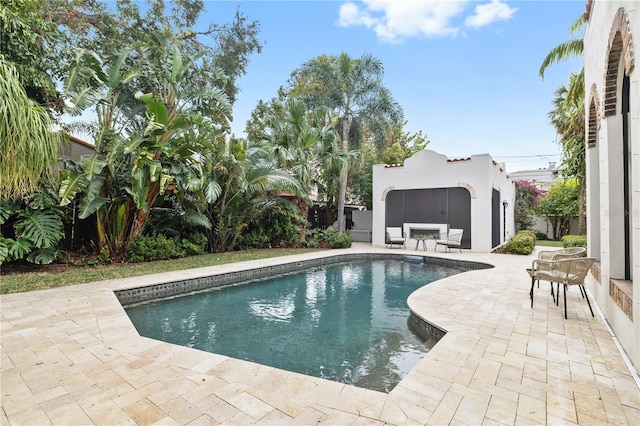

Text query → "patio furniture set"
[385,227,463,252]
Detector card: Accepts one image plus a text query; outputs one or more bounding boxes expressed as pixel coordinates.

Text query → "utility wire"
[493,154,560,159]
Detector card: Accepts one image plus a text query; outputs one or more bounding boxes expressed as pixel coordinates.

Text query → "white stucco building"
[372,150,515,252]
[584,0,639,372]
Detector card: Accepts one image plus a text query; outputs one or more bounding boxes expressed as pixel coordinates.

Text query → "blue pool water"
[125,259,468,392]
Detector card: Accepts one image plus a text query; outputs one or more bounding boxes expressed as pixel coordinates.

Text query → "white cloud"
[465,0,517,28]
[337,0,517,43]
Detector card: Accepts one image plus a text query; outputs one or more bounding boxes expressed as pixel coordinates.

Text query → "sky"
[202,1,585,173]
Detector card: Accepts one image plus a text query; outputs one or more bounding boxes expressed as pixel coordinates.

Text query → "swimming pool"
[124,257,478,392]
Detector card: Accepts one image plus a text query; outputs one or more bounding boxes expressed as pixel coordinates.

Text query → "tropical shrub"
[305,228,352,249]
[562,234,587,248]
[514,180,546,231]
[534,231,548,240]
[240,205,303,249]
[0,187,65,265]
[329,230,353,249]
[126,232,207,263]
[536,179,580,239]
[503,231,536,255]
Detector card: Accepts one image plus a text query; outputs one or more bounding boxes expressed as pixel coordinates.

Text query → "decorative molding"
[381,185,395,201]
[583,0,592,22]
[458,182,476,199]
[604,7,635,117]
[587,85,600,148]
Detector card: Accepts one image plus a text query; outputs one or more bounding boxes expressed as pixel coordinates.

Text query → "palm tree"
[0,60,64,200]
[540,15,587,233]
[295,53,403,232]
[548,72,586,233]
[265,100,342,209]
[203,137,302,251]
[539,16,585,108]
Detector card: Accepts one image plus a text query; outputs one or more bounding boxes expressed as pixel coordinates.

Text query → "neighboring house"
[372,150,515,252]
[59,134,95,168]
[584,0,639,373]
[508,161,559,190]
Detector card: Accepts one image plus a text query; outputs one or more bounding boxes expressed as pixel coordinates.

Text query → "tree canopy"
[287,52,404,231]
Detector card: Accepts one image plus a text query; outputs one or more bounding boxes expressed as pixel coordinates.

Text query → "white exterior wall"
[584,0,639,372]
[372,150,515,252]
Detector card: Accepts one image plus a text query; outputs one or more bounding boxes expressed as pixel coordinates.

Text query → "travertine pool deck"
[1,245,639,425]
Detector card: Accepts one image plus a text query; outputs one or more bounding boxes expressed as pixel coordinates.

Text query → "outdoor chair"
[534,247,586,299]
[434,228,463,252]
[528,257,596,319]
[537,247,585,261]
[385,227,406,249]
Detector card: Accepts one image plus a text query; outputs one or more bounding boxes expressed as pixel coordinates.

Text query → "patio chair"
[534,247,586,301]
[385,227,406,249]
[538,247,585,261]
[528,257,595,319]
[434,228,463,252]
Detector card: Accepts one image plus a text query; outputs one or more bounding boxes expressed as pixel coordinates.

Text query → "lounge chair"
[385,227,406,249]
[434,228,463,252]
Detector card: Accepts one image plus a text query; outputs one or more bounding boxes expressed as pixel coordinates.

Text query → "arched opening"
[605,29,632,280]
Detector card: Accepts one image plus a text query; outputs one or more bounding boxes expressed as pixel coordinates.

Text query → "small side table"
[414,237,429,251]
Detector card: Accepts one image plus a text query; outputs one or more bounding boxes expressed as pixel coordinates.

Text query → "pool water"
[125,259,467,392]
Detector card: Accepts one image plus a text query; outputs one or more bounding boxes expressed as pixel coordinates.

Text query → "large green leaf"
[183,210,212,230]
[78,196,109,220]
[123,135,144,155]
[0,200,20,225]
[77,173,108,219]
[136,92,169,126]
[171,46,183,82]
[106,48,131,88]
[126,168,150,211]
[0,237,10,264]
[58,169,86,206]
[26,187,59,210]
[148,161,162,183]
[7,238,32,260]
[81,155,107,181]
[15,210,64,248]
[26,247,60,265]
[204,181,222,204]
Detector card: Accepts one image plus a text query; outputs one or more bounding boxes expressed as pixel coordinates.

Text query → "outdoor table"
[414,237,429,251]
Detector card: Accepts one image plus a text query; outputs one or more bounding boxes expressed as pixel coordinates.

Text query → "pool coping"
[2,245,639,424]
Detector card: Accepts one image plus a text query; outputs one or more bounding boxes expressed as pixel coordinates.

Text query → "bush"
[329,231,353,249]
[562,234,587,248]
[305,228,353,249]
[534,231,548,241]
[240,208,303,249]
[503,231,536,255]
[126,232,208,262]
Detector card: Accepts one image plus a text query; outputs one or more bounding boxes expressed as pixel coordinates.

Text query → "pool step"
[403,255,425,263]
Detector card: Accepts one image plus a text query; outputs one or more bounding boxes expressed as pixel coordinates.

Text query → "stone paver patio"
[1,244,639,425]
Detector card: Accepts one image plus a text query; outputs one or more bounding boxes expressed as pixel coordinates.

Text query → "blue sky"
[205,1,585,173]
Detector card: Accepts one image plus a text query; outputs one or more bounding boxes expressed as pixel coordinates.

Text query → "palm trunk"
[578,186,586,235]
[337,116,349,233]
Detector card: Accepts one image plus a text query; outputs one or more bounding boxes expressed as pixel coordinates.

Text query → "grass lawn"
[0,248,323,295]
[535,240,564,247]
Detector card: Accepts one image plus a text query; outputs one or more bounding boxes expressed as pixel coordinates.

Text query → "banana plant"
[59,41,232,259]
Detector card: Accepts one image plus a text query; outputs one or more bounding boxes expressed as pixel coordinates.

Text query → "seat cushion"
[387,227,403,238]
